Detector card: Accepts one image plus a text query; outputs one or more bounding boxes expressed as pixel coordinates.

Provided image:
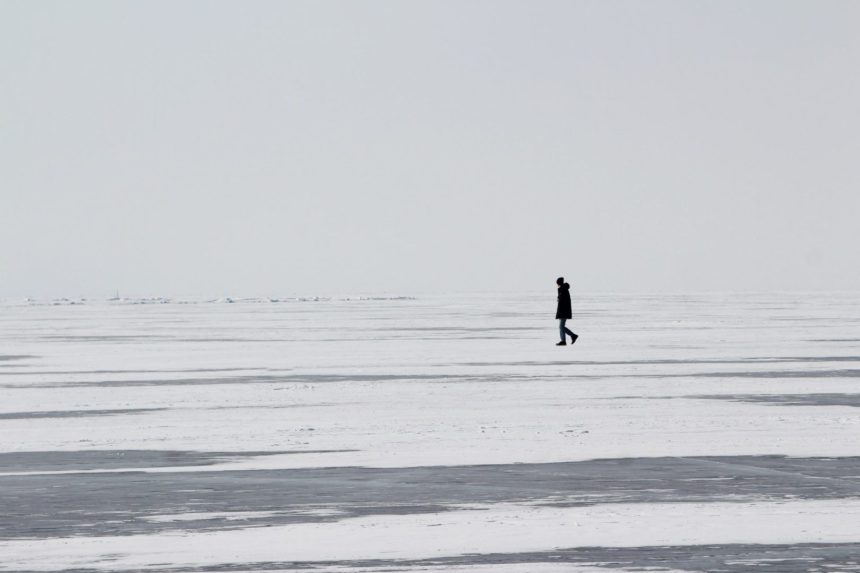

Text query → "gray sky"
[2,0,859,297]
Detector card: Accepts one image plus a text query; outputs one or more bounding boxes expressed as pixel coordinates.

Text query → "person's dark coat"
[556,283,572,319]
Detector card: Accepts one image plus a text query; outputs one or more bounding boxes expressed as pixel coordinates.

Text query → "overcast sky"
[2,1,859,297]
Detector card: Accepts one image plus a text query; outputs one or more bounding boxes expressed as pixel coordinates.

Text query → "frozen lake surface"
[1,292,860,572]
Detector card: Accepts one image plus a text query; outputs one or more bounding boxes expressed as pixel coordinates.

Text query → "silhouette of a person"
[556,277,577,346]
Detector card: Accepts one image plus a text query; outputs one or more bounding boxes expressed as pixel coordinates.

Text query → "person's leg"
[564,321,578,345]
[559,319,567,342]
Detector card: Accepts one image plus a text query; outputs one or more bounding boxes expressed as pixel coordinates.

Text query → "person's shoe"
[570,334,579,345]
[556,341,567,346]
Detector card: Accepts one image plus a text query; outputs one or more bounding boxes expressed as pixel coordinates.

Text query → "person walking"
[556,277,578,346]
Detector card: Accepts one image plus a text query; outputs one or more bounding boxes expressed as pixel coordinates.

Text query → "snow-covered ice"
[1,292,859,571]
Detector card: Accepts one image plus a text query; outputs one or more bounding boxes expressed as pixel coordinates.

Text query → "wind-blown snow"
[1,292,859,571]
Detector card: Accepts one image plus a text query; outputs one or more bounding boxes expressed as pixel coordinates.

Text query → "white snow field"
[1,292,859,572]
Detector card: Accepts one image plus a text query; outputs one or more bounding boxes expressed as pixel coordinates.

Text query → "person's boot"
[556,341,567,346]
[570,334,579,345]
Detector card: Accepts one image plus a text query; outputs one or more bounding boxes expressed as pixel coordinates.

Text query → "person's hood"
[561,283,570,291]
